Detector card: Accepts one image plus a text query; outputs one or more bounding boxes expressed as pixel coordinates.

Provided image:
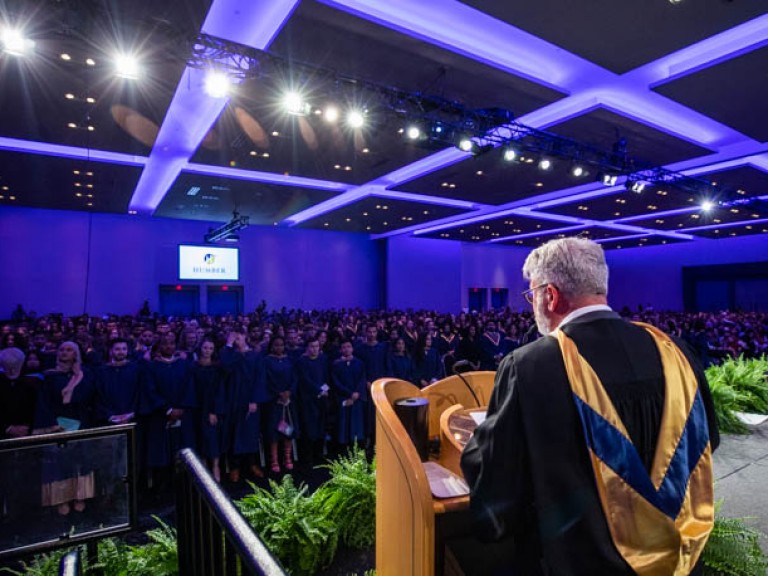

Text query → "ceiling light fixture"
[283,91,309,116]
[114,54,140,79]
[347,109,365,129]
[1,28,35,56]
[323,105,340,123]
[538,158,552,171]
[204,71,232,98]
[502,146,517,162]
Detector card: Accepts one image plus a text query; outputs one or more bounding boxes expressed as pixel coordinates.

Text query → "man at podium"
[460,237,719,575]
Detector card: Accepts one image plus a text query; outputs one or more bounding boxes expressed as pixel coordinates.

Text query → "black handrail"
[175,448,286,576]
[58,549,82,576]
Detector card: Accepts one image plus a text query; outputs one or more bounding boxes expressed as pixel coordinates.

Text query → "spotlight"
[204,71,231,98]
[114,54,140,79]
[599,172,618,186]
[626,180,647,193]
[1,28,34,56]
[458,137,474,152]
[346,110,365,129]
[405,125,422,140]
[283,91,309,116]
[571,165,585,177]
[538,158,552,171]
[323,105,339,123]
[503,147,517,162]
[701,200,715,212]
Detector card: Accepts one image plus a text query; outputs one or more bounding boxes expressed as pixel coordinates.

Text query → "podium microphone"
[453,360,481,408]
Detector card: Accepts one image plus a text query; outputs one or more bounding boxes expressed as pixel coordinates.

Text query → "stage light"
[599,172,618,186]
[323,105,339,123]
[283,91,309,116]
[1,28,34,56]
[502,146,517,162]
[114,54,140,79]
[458,137,474,152]
[627,180,647,193]
[346,109,365,129]
[538,158,552,171]
[701,200,715,212]
[204,71,231,98]
[405,125,422,140]
[571,165,585,177]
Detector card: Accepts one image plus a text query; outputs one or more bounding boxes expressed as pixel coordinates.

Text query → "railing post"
[58,549,81,576]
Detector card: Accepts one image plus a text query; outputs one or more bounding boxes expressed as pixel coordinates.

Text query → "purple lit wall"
[0,207,380,316]
[605,235,768,311]
[386,235,462,312]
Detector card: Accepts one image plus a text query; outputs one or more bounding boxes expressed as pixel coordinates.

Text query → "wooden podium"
[371,372,494,576]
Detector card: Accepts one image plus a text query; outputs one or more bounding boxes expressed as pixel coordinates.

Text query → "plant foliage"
[236,475,338,576]
[0,517,178,576]
[702,503,768,576]
[315,445,376,549]
[705,355,768,434]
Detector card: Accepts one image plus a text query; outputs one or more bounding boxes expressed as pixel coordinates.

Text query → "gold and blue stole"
[556,322,714,575]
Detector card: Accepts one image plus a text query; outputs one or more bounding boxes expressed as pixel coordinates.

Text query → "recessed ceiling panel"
[460,0,768,73]
[540,184,701,221]
[495,226,631,248]
[654,46,768,142]
[155,172,338,224]
[547,108,713,168]
[396,146,593,204]
[626,205,768,232]
[598,235,692,250]
[419,213,568,242]
[296,196,470,234]
[688,220,768,240]
[0,150,141,213]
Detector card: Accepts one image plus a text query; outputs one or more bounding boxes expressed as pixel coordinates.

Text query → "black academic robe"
[0,374,38,438]
[95,362,142,425]
[460,310,719,576]
[295,353,329,441]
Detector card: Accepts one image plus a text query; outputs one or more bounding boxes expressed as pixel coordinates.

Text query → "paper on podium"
[470,410,487,426]
[423,461,470,498]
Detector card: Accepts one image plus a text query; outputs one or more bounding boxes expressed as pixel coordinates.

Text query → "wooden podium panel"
[372,372,494,576]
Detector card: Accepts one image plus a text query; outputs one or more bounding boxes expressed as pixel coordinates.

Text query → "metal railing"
[175,448,286,576]
[58,549,82,576]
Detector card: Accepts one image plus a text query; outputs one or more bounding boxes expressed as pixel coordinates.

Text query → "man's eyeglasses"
[522,283,549,304]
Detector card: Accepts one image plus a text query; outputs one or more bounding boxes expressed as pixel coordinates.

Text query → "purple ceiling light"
[372,190,482,210]
[282,187,375,226]
[681,217,768,233]
[127,0,300,215]
[318,0,607,92]
[628,14,768,88]
[184,162,349,191]
[0,136,147,166]
[488,224,588,244]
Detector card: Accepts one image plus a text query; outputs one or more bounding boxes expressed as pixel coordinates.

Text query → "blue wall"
[0,207,382,316]
[2,205,766,316]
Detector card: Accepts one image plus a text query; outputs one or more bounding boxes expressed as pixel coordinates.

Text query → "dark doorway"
[159,285,200,317]
[468,288,488,311]
[490,288,509,309]
[207,285,244,316]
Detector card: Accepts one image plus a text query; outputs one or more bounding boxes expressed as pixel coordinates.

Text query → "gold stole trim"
[556,324,714,575]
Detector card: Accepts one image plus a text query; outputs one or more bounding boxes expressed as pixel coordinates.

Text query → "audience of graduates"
[0,304,766,508]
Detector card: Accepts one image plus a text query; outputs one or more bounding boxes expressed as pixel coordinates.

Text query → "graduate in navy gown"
[95,338,141,427]
[193,338,227,482]
[355,325,387,437]
[34,341,97,516]
[264,336,298,473]
[478,320,506,371]
[413,333,444,388]
[295,338,330,466]
[435,321,460,375]
[220,330,267,482]
[331,339,366,448]
[386,337,414,382]
[139,333,196,484]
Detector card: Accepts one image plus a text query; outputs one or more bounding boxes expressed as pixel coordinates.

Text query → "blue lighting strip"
[680,217,768,233]
[0,136,147,166]
[127,0,300,214]
[183,162,349,191]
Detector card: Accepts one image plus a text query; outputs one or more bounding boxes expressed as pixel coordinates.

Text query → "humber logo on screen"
[179,245,239,281]
[195,253,226,274]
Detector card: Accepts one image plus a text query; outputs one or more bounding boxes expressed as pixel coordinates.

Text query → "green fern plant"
[315,445,376,550]
[705,355,768,434]
[702,502,768,576]
[236,475,338,576]
[0,547,69,576]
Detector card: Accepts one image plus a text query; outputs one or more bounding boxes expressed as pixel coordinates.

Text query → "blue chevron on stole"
[556,322,714,576]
